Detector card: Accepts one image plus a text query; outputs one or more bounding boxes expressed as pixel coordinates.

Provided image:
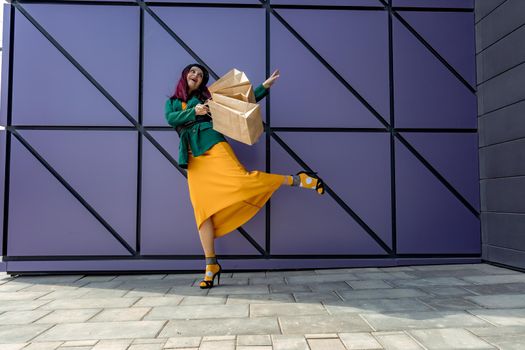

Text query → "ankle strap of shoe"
[206,257,218,265]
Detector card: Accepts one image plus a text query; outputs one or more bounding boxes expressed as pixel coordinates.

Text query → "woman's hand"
[195,104,209,116]
[262,69,280,89]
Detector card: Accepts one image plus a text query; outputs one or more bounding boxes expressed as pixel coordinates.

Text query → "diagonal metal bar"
[15,1,266,256]
[262,1,391,129]
[378,0,476,94]
[238,227,266,256]
[8,128,137,255]
[137,1,219,80]
[271,131,393,255]
[394,132,480,218]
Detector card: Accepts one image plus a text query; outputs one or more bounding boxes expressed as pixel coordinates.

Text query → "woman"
[165,63,325,289]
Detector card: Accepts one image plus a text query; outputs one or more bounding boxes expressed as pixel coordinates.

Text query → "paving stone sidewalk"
[1,263,525,349]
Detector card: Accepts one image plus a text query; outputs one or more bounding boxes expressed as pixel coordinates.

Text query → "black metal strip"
[393,7,473,13]
[385,2,476,94]
[17,0,137,5]
[10,126,478,133]
[271,127,388,132]
[146,2,262,8]
[136,6,145,254]
[271,131,393,255]
[13,125,138,130]
[396,128,478,133]
[265,0,271,256]
[395,132,480,218]
[4,252,481,261]
[388,0,397,254]
[8,128,136,255]
[264,2,390,129]
[2,5,16,257]
[16,0,137,5]
[271,5,385,11]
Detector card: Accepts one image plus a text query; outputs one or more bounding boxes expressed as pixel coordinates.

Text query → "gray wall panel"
[482,212,525,251]
[478,100,525,147]
[477,61,525,115]
[476,24,525,83]
[475,0,505,22]
[477,0,525,270]
[479,138,525,179]
[480,177,525,214]
[475,0,525,53]
[484,245,525,270]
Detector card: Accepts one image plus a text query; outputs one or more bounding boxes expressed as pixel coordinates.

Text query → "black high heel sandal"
[297,171,325,195]
[199,263,222,289]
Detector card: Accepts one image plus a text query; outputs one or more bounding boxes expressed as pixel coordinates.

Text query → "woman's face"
[187,66,204,93]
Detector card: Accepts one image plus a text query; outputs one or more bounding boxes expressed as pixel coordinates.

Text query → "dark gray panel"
[484,245,525,270]
[475,0,506,23]
[479,138,525,179]
[482,212,525,251]
[480,177,525,213]
[475,0,525,53]
[477,62,525,115]
[476,24,525,84]
[478,100,525,147]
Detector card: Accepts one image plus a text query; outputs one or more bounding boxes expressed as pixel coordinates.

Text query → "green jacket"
[165,84,269,168]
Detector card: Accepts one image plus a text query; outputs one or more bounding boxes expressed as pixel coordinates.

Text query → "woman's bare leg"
[198,217,215,257]
[282,175,292,186]
[198,217,221,288]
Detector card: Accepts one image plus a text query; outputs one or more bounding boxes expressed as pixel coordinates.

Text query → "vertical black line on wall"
[2,5,15,257]
[387,0,397,254]
[264,0,271,256]
[136,6,144,255]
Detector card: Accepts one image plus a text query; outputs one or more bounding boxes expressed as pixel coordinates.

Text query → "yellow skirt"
[187,141,285,237]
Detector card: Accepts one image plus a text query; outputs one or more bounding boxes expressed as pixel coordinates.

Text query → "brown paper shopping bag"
[206,69,263,145]
[207,93,264,145]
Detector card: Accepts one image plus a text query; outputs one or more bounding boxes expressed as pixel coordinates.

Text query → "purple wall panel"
[401,132,480,209]
[141,132,266,255]
[393,16,477,128]
[270,15,383,128]
[12,11,132,126]
[19,130,138,250]
[23,4,140,120]
[153,7,266,94]
[270,138,387,255]
[143,12,197,127]
[395,139,480,254]
[140,131,203,255]
[393,0,473,8]
[276,132,392,247]
[278,9,390,120]
[399,11,476,86]
[143,7,266,126]
[8,137,131,256]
